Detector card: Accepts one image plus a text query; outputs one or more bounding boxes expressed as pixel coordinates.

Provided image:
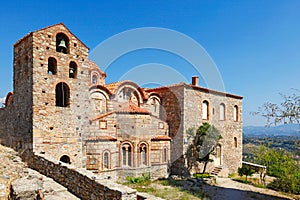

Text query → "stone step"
[211,167,223,176]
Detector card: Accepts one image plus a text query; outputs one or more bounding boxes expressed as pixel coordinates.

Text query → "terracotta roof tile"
[90,111,114,121]
[116,102,150,114]
[151,135,172,141]
[85,135,117,142]
[105,80,132,94]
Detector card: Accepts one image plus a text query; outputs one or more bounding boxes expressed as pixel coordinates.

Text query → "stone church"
[0,23,243,179]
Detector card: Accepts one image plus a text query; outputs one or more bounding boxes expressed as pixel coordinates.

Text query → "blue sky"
[0,0,299,126]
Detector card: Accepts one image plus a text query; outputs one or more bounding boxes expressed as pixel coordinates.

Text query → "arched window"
[139,143,147,166]
[55,82,70,107]
[56,33,69,54]
[103,151,110,169]
[92,74,98,84]
[48,57,57,75]
[202,100,209,120]
[163,148,168,163]
[233,105,238,122]
[148,97,160,116]
[69,61,77,78]
[122,143,132,167]
[219,103,225,121]
[60,155,71,164]
[234,137,237,148]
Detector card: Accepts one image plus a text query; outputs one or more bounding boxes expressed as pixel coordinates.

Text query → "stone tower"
[14,23,90,167]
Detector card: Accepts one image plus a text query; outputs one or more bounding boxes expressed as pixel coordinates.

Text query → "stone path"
[202,177,294,200]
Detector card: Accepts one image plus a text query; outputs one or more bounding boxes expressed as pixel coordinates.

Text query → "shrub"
[126,173,151,184]
[238,166,255,181]
[193,173,211,179]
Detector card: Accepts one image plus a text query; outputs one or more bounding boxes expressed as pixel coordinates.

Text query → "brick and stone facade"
[0,23,242,179]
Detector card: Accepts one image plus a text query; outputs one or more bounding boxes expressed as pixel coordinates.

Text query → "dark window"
[69,61,77,78]
[163,148,167,163]
[56,33,69,54]
[48,57,57,75]
[103,152,109,169]
[234,137,238,148]
[55,82,70,107]
[60,155,71,164]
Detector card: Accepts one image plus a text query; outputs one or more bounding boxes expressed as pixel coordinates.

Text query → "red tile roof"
[105,80,130,94]
[90,111,114,121]
[85,135,117,142]
[116,102,150,114]
[151,135,172,141]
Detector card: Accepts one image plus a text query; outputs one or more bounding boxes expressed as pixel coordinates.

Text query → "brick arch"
[56,32,69,54]
[138,141,149,167]
[120,141,133,167]
[102,149,111,170]
[202,100,210,120]
[55,82,70,107]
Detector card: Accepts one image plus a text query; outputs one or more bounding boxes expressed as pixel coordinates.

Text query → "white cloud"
[0,97,5,105]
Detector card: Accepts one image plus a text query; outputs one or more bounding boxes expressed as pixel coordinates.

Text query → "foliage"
[238,166,255,181]
[256,145,298,177]
[255,145,300,194]
[192,173,210,179]
[253,90,300,126]
[186,123,222,173]
[125,173,151,184]
[268,173,300,194]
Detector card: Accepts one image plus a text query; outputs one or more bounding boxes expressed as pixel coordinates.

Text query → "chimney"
[192,76,199,86]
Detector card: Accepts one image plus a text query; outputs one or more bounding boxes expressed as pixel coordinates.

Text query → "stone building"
[0,23,243,179]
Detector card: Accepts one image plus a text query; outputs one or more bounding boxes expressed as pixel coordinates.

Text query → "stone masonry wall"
[184,86,243,174]
[20,150,137,200]
[31,24,91,167]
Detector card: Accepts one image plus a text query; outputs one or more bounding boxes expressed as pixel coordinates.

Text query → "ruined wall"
[13,34,34,149]
[21,151,137,200]
[0,106,15,147]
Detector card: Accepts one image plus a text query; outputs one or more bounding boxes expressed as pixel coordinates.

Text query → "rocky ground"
[0,145,79,200]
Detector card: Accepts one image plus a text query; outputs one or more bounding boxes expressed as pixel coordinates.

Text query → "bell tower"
[25,23,91,167]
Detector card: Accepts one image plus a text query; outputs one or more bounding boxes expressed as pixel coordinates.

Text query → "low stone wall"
[20,150,137,200]
[116,164,168,180]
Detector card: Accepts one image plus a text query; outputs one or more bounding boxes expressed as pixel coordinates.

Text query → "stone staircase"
[210,166,223,176]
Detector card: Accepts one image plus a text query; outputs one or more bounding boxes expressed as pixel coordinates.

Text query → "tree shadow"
[161,178,291,200]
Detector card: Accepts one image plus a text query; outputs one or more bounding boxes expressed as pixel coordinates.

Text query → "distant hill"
[243,124,300,137]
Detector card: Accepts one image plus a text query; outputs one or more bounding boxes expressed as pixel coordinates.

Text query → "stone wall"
[146,83,243,176]
[183,86,243,174]
[20,150,137,200]
[31,24,91,168]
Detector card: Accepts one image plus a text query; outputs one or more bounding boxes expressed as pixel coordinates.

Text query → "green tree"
[256,145,298,177]
[255,145,300,194]
[187,123,222,173]
[238,166,255,181]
